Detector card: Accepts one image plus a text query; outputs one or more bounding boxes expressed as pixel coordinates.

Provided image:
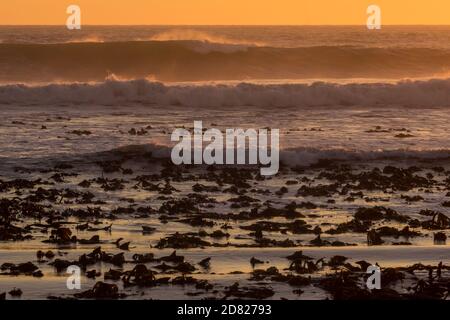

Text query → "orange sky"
[1,0,449,25]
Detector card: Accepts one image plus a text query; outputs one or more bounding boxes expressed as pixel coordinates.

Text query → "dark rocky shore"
[1,153,449,300]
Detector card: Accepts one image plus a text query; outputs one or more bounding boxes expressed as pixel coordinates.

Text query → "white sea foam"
[2,77,450,107]
[84,144,450,167]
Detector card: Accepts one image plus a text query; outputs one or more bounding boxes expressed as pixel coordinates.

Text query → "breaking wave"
[3,142,449,170]
[87,144,450,167]
[1,41,450,82]
[2,77,450,107]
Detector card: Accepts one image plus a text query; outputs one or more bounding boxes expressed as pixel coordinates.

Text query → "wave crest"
[2,77,450,107]
[1,42,450,82]
[79,144,450,167]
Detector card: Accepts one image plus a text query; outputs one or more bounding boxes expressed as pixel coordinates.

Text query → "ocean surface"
[1,26,450,166]
[0,26,449,300]
[3,25,450,82]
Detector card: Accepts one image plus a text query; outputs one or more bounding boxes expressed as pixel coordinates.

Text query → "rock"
[8,288,22,297]
[434,232,447,244]
[104,269,122,281]
[52,227,72,243]
[49,259,76,273]
[156,232,211,249]
[142,226,156,233]
[195,280,213,291]
[132,253,154,263]
[376,226,420,238]
[111,253,125,266]
[36,250,45,260]
[250,257,264,267]
[1,261,39,275]
[355,206,407,222]
[74,282,122,299]
[86,270,101,279]
[422,212,450,230]
[310,234,330,246]
[328,256,348,268]
[198,257,211,269]
[78,235,100,244]
[158,251,184,263]
[122,265,157,287]
[355,260,372,271]
[286,251,313,261]
[45,250,55,259]
[224,282,274,299]
[115,238,131,250]
[367,230,384,246]
[32,270,44,277]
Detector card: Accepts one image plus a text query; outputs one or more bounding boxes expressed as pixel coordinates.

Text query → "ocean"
[0,26,449,300]
[1,26,450,170]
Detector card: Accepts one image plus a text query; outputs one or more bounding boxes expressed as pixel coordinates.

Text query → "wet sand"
[1,150,449,299]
